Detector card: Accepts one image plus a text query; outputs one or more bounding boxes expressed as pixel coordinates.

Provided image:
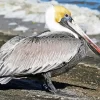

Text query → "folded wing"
[0,33,82,84]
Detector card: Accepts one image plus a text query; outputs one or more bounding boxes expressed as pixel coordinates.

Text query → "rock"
[0,32,14,46]
[53,63,100,90]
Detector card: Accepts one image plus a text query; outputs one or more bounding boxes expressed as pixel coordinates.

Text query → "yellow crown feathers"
[54,5,71,22]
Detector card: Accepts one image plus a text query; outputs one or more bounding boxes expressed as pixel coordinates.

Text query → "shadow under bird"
[0,5,100,95]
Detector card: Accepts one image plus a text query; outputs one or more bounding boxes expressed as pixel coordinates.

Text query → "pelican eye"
[65,14,73,23]
[65,14,68,17]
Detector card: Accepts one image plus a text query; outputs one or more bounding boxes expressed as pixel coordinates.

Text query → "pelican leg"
[42,72,57,94]
[42,72,75,97]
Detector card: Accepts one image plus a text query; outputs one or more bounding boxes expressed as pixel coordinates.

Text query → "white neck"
[45,6,78,38]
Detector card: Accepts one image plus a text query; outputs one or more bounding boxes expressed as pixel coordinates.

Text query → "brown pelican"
[0,5,100,95]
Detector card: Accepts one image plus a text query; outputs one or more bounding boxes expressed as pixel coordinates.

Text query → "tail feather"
[0,77,12,84]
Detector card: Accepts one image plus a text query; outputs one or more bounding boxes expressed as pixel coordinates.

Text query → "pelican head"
[45,5,78,38]
[45,5,100,56]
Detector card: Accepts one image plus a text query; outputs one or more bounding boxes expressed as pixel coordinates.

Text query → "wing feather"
[0,33,82,83]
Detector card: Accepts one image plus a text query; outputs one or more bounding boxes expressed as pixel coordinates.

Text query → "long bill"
[60,18,100,56]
